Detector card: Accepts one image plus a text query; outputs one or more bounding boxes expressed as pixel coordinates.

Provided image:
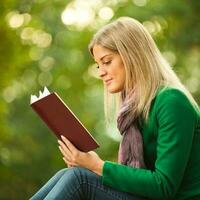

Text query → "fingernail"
[61,135,65,139]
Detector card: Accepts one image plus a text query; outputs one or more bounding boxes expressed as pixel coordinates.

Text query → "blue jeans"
[30,167,147,200]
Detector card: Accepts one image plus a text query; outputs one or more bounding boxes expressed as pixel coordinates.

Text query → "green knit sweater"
[102,88,200,200]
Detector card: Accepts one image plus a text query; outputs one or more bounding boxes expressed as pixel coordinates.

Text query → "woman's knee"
[61,167,86,181]
[55,167,84,189]
[61,167,96,184]
[54,167,101,189]
[54,168,68,177]
[70,167,101,185]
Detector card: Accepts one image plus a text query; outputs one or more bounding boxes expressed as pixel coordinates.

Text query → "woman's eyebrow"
[100,54,113,60]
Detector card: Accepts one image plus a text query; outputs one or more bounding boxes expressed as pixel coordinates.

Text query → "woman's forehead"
[93,45,114,60]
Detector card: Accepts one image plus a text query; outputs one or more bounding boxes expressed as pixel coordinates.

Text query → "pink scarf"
[117,91,146,168]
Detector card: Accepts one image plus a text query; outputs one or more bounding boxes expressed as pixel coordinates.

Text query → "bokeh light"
[162,51,177,67]
[98,7,114,20]
[61,2,95,30]
[38,72,53,86]
[39,57,55,72]
[133,0,148,7]
[6,11,31,29]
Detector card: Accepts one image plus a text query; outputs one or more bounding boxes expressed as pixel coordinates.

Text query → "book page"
[30,86,51,104]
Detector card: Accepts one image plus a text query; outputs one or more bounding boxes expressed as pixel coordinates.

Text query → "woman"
[30,17,200,200]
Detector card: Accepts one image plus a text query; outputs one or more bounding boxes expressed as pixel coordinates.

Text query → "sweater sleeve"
[102,89,197,200]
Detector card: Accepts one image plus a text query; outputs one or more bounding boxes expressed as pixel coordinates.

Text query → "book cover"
[30,87,100,152]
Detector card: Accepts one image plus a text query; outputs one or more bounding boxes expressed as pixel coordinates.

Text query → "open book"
[30,87,99,152]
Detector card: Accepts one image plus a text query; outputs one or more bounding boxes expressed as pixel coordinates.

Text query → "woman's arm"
[102,89,198,199]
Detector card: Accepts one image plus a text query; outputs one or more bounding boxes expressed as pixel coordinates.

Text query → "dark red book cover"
[30,92,99,152]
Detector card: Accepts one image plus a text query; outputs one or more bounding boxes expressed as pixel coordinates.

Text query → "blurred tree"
[0,0,199,199]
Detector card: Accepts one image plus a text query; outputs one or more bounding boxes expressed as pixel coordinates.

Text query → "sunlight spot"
[23,13,32,25]
[12,80,24,98]
[21,27,34,40]
[39,56,55,72]
[133,0,148,7]
[98,7,114,20]
[3,86,16,103]
[6,11,31,29]
[61,8,76,25]
[6,11,24,28]
[79,0,102,8]
[77,7,94,27]
[38,72,53,86]
[162,51,176,67]
[21,69,37,87]
[21,28,51,47]
[143,20,156,34]
[3,79,28,102]
[186,77,199,93]
[143,19,163,36]
[61,1,95,30]
[32,30,52,48]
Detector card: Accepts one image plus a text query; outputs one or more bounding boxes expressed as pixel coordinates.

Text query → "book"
[30,87,100,152]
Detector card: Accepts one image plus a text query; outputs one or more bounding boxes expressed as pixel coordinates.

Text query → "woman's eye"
[96,61,111,69]
[103,61,111,65]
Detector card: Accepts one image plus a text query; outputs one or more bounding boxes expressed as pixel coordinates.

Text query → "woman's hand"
[58,135,104,176]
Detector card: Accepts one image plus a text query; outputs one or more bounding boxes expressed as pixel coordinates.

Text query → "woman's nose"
[98,67,107,79]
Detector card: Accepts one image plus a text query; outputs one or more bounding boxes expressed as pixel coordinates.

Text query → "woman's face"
[92,45,126,93]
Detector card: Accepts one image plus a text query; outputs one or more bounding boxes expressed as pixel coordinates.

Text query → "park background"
[0,0,200,199]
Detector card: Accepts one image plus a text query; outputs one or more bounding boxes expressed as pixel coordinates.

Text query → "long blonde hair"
[88,17,198,124]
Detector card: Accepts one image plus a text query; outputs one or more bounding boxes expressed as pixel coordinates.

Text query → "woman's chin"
[107,86,123,93]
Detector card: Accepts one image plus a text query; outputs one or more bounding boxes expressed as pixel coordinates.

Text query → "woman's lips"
[105,79,112,85]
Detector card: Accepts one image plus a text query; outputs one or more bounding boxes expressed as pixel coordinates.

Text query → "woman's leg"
[42,167,147,200]
[30,168,68,200]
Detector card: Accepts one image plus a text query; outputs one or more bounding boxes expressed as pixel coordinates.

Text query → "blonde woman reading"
[30,17,200,200]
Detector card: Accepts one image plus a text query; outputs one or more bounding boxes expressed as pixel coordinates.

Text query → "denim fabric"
[30,167,147,200]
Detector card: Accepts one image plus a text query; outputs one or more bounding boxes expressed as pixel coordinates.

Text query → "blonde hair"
[88,17,198,124]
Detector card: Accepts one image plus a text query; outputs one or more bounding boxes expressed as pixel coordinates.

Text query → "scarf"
[117,91,146,168]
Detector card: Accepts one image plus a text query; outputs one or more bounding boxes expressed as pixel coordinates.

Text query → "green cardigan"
[102,88,200,200]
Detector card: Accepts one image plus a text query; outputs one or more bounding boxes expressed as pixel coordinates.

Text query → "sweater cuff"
[102,161,115,186]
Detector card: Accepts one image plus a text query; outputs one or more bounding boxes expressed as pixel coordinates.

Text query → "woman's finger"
[61,135,78,153]
[58,146,71,160]
[58,139,72,155]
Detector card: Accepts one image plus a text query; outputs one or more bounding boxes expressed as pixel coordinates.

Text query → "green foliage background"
[0,0,200,199]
